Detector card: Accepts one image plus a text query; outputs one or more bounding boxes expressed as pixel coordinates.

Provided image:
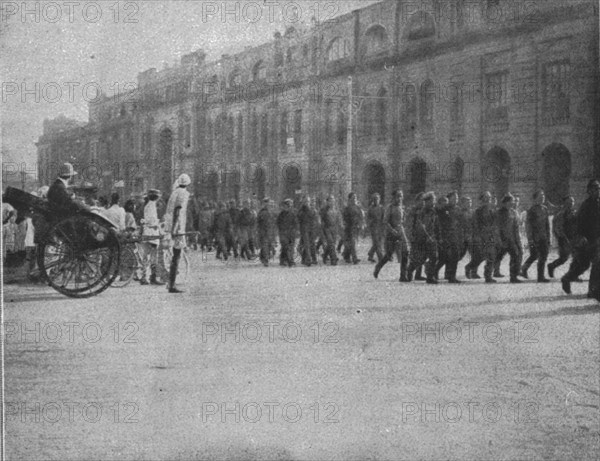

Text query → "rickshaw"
[2,186,121,298]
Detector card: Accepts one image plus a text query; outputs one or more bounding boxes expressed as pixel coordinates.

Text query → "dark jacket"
[367,204,385,233]
[277,209,298,237]
[576,197,600,242]
[553,208,577,241]
[438,204,464,244]
[297,205,319,234]
[497,207,521,246]
[213,209,233,236]
[257,207,275,240]
[526,204,550,242]
[474,205,498,244]
[47,179,83,214]
[343,204,363,235]
[415,207,441,243]
[384,204,408,245]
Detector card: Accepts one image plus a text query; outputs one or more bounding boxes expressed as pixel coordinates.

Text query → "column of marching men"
[4,170,599,301]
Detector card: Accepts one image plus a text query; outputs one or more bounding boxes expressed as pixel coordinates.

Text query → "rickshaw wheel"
[37,214,121,298]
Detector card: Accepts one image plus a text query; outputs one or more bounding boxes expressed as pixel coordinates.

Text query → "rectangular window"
[485,71,509,132]
[543,60,570,126]
[294,109,302,151]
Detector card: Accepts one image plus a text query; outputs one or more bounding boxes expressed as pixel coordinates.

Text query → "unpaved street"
[3,249,600,460]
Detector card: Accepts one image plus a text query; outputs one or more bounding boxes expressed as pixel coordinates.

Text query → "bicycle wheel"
[112,245,137,288]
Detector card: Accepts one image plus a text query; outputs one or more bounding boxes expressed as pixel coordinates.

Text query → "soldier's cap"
[587,179,600,191]
[263,197,270,203]
[446,190,458,198]
[562,195,574,201]
[371,192,380,198]
[283,198,293,206]
[502,193,515,203]
[147,189,162,195]
[460,196,471,202]
[415,192,425,200]
[533,189,545,198]
[423,192,435,201]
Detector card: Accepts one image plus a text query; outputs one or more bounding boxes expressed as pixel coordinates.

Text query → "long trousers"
[375,236,409,278]
[466,241,497,280]
[368,229,384,261]
[522,239,549,279]
[322,229,338,264]
[563,240,600,296]
[549,237,572,271]
[496,243,522,279]
[342,231,359,262]
[436,241,461,280]
[408,240,438,279]
[279,234,296,266]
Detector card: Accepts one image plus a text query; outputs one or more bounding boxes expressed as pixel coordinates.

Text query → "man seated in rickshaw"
[47,163,89,215]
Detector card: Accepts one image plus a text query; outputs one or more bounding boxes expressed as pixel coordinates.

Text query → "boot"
[465,266,472,279]
[150,264,165,285]
[167,252,184,293]
[415,266,426,281]
[537,265,549,283]
[399,256,409,282]
[547,263,555,278]
[519,266,529,279]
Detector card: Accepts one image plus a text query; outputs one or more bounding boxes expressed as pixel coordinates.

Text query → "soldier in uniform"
[239,198,256,260]
[496,194,523,283]
[297,196,319,266]
[460,196,475,274]
[435,191,463,283]
[257,197,275,266]
[561,179,600,300]
[367,193,385,263]
[213,202,232,260]
[227,199,241,259]
[320,195,340,266]
[407,192,440,284]
[407,193,426,281]
[342,192,364,264]
[373,190,410,281]
[465,191,498,283]
[548,196,577,278]
[277,199,298,267]
[520,190,551,282]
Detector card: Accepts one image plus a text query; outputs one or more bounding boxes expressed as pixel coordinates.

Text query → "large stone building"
[37,0,599,207]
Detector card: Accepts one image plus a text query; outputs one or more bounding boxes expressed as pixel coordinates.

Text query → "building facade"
[37,0,600,207]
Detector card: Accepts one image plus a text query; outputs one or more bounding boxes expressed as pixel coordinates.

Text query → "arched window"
[326,37,351,62]
[252,61,266,82]
[376,87,388,141]
[363,25,389,57]
[260,112,269,153]
[337,105,346,145]
[323,99,332,147]
[407,12,436,40]
[280,111,288,151]
[402,84,417,142]
[236,112,243,158]
[229,70,242,87]
[420,79,434,135]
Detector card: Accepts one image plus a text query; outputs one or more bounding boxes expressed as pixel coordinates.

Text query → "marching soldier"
[239,198,256,260]
[228,199,241,259]
[257,197,275,267]
[407,193,427,281]
[373,189,410,281]
[277,199,298,267]
[520,190,551,282]
[213,202,232,260]
[548,196,577,278]
[320,195,341,265]
[342,192,364,264]
[496,194,523,283]
[466,191,498,283]
[407,192,440,284]
[435,191,463,283]
[367,193,385,263]
[297,196,319,266]
[460,196,476,276]
[561,179,600,300]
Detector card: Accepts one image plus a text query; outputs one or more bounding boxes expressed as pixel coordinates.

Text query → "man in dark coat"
[257,197,275,266]
[213,202,232,260]
[277,199,298,267]
[297,196,319,266]
[407,192,440,284]
[407,193,426,280]
[239,198,256,260]
[435,191,464,283]
[496,194,523,283]
[227,200,241,259]
[465,191,498,283]
[561,179,600,300]
[548,196,577,278]
[520,189,551,282]
[320,195,340,265]
[342,192,364,264]
[373,189,410,281]
[367,193,385,263]
[47,163,87,214]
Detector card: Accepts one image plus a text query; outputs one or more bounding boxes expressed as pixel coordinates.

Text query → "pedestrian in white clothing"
[164,174,191,293]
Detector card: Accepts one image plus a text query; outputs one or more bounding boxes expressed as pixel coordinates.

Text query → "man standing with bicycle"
[164,174,191,293]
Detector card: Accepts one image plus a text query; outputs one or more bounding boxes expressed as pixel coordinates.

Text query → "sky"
[1,0,381,169]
